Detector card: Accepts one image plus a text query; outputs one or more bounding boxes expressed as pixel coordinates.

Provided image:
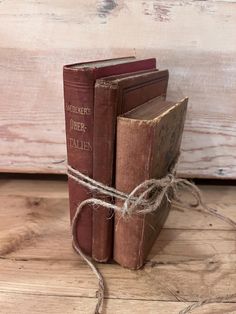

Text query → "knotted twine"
[67,164,236,314]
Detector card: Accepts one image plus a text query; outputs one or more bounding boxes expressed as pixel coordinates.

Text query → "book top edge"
[63,57,156,70]
[119,97,188,123]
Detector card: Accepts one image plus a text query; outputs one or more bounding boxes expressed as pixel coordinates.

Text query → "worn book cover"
[114,97,188,269]
[93,70,169,262]
[63,57,156,255]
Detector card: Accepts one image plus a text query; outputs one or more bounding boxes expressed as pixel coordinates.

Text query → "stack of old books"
[63,57,188,269]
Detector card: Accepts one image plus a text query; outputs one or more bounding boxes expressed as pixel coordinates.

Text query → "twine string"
[68,165,236,314]
[179,293,236,314]
[71,198,105,314]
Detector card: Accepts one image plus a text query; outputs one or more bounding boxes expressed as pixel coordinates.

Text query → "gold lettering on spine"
[65,102,91,115]
[66,101,92,151]
[70,119,87,132]
[69,138,92,151]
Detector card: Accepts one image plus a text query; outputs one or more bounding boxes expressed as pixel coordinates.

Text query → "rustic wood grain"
[1,194,235,261]
[0,254,235,301]
[0,178,235,313]
[1,294,236,314]
[0,0,235,178]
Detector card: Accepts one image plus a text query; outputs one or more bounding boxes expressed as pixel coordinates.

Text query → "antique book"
[63,57,156,256]
[114,97,188,269]
[93,69,169,262]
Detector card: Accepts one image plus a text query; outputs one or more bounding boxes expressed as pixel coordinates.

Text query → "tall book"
[93,70,169,262]
[63,57,156,256]
[114,97,188,269]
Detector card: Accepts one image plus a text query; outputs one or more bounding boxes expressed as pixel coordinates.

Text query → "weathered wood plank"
[0,177,68,198]
[0,1,236,177]
[0,181,235,260]
[1,192,235,261]
[1,293,235,314]
[0,179,235,313]
[3,227,236,264]
[1,293,236,314]
[0,256,235,301]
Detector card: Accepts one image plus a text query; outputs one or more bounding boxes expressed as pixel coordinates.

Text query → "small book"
[63,57,156,256]
[114,97,188,269]
[93,70,169,262]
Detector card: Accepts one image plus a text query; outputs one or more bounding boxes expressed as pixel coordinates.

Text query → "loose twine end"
[68,165,236,314]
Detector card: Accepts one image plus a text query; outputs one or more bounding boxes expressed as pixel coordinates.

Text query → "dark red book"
[93,69,169,262]
[63,57,156,256]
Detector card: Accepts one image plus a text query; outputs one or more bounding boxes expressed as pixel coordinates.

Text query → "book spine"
[92,71,170,263]
[63,67,95,256]
[113,118,153,269]
[92,83,119,262]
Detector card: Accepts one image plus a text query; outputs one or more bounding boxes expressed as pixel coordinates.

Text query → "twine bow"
[67,165,236,314]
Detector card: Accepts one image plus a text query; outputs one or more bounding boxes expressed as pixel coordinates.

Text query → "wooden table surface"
[0,177,235,314]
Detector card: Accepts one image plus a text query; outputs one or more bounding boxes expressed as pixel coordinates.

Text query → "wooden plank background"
[0,0,235,178]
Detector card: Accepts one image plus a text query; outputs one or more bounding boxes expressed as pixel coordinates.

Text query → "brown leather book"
[93,70,169,262]
[114,97,188,269]
[63,57,156,256]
